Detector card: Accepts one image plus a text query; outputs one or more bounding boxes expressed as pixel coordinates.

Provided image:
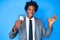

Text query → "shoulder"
[35,17,44,25]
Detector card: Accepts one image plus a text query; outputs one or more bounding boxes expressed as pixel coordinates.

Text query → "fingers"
[47,15,57,21]
[52,15,57,19]
[15,20,23,29]
[16,20,23,24]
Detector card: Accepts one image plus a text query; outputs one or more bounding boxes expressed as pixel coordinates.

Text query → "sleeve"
[9,28,18,39]
[42,23,53,38]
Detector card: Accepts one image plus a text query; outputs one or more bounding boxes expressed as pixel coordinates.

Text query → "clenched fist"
[13,20,23,32]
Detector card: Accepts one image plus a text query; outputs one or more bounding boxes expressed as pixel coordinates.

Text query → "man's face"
[26,5,35,19]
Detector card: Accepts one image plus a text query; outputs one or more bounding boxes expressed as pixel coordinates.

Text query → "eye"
[28,8,31,11]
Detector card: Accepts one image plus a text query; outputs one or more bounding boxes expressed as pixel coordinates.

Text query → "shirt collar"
[26,16,35,21]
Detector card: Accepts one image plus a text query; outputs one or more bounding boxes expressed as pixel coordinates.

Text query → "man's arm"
[9,20,23,39]
[42,25,52,38]
[42,15,56,38]
[9,26,18,39]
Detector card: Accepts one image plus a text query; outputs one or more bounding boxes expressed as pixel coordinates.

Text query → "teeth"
[29,14,32,16]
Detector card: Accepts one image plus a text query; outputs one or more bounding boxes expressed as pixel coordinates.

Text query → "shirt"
[26,16,35,40]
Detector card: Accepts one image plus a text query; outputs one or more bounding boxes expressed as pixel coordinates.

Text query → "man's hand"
[13,20,23,32]
[48,15,57,28]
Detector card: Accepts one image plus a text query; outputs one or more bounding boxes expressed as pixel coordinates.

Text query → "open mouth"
[29,13,33,16]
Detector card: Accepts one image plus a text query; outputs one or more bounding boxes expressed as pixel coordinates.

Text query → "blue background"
[0,0,60,40]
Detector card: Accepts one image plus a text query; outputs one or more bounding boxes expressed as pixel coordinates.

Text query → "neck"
[27,16,33,20]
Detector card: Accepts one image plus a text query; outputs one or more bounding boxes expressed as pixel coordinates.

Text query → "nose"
[30,10,34,14]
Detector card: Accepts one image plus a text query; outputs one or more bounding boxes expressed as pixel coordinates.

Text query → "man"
[9,1,56,40]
